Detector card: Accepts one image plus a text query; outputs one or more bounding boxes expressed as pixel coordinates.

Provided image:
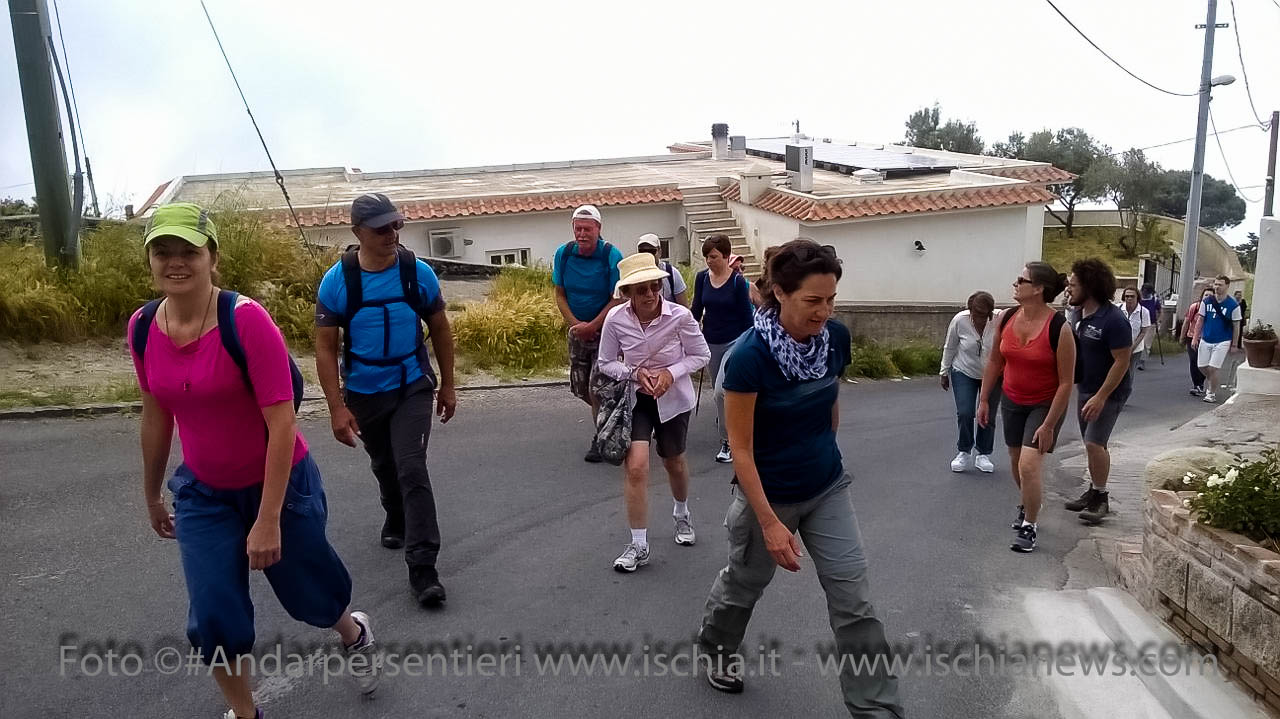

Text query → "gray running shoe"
[674,515,696,546]
[1011,524,1037,553]
[613,543,650,572]
[345,611,380,695]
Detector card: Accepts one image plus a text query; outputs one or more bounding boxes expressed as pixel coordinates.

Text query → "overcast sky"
[3,0,1276,247]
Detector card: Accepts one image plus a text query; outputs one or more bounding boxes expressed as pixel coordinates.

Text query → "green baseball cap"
[144,202,218,248]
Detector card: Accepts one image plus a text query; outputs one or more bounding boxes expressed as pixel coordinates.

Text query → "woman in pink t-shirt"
[130,203,378,719]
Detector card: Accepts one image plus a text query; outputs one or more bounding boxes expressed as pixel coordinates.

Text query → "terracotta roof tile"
[737,183,1054,222]
[972,165,1076,184]
[274,186,683,227]
[135,180,171,216]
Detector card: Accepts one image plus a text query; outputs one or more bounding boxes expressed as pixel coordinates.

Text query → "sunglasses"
[630,282,662,296]
[372,220,405,236]
[1014,277,1034,286]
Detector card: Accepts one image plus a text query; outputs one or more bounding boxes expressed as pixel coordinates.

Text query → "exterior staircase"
[679,185,761,279]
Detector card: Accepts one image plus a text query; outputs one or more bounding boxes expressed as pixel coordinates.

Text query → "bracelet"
[147,500,165,508]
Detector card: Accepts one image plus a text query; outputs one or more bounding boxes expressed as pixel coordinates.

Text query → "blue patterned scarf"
[753,307,830,381]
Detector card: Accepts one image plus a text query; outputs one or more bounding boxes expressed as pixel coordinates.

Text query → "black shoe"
[1011,505,1025,530]
[584,440,603,463]
[1078,491,1110,525]
[417,581,447,607]
[1064,487,1101,512]
[1011,523,1037,553]
[380,518,404,549]
[705,661,744,693]
[410,566,447,607]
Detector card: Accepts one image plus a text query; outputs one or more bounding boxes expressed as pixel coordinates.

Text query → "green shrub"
[847,340,900,379]
[0,206,337,349]
[890,344,943,376]
[1185,448,1280,551]
[452,289,566,374]
[490,263,554,299]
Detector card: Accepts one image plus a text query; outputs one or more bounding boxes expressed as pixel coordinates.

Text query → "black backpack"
[131,290,305,411]
[337,244,436,388]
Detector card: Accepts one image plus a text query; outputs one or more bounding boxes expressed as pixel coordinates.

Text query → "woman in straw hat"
[597,252,710,572]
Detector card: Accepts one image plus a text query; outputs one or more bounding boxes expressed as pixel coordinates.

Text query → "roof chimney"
[711,123,729,160]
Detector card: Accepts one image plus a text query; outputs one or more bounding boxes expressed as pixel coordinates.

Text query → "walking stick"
[1156,326,1165,365]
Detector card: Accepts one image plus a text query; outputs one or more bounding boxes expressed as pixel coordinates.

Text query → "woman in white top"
[597,253,710,573]
[940,291,1002,473]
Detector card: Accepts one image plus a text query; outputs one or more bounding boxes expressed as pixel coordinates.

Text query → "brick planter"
[1147,488,1280,715]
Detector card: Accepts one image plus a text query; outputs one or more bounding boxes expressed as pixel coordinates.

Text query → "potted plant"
[1242,321,1278,368]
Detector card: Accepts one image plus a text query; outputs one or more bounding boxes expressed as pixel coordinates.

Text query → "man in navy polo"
[1062,258,1133,525]
[553,205,624,463]
[315,193,457,608]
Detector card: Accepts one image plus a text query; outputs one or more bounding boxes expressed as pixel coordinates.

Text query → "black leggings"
[1185,341,1206,390]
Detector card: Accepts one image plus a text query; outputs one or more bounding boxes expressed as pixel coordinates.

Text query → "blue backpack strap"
[217,290,254,393]
[130,298,163,362]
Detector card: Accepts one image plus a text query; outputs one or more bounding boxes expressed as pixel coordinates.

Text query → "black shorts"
[631,393,691,458]
[1001,396,1067,452]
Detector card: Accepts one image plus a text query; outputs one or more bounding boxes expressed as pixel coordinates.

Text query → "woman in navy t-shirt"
[695,239,903,717]
[690,234,753,463]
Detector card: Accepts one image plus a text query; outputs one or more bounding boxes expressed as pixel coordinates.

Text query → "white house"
[137,126,1071,339]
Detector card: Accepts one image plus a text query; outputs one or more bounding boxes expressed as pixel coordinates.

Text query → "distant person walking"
[940,291,1002,474]
[1191,275,1243,403]
[1182,287,1212,396]
[636,233,687,305]
[697,240,903,716]
[1063,259,1133,525]
[1137,284,1161,369]
[1234,289,1249,349]
[597,253,710,572]
[691,234,753,464]
[1117,287,1152,377]
[315,193,458,608]
[132,203,378,719]
[552,205,624,462]
[978,262,1075,554]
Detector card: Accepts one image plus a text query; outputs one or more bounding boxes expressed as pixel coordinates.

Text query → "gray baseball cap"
[351,193,404,228]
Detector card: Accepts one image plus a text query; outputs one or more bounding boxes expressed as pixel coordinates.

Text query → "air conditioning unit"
[429,228,463,258]
[785,144,813,192]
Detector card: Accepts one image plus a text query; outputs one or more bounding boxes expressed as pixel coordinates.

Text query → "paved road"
[1,356,1213,718]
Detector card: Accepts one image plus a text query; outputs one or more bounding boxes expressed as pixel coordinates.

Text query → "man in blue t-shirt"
[552,204,623,463]
[1062,259,1133,525]
[1192,274,1243,403]
[315,193,457,608]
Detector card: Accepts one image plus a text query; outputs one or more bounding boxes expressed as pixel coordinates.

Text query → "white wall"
[1253,217,1279,332]
[304,204,683,267]
[727,200,801,260]
[801,207,1037,304]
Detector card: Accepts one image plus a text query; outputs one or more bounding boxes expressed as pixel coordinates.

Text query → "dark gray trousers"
[345,378,441,579]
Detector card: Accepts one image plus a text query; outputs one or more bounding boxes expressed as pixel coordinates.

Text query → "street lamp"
[1210,75,1236,87]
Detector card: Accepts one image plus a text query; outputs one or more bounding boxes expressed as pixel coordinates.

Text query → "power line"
[1208,106,1264,202]
[1042,0,1198,97]
[198,0,313,257]
[1108,122,1261,155]
[1227,0,1271,130]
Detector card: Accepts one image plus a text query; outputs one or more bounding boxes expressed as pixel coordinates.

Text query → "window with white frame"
[486,248,531,266]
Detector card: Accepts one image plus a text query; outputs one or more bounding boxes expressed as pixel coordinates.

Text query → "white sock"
[673,500,689,518]
[631,528,648,549]
[1091,482,1107,493]
[1022,520,1036,529]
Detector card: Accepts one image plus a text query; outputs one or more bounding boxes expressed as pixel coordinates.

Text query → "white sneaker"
[674,515,696,545]
[222,710,259,719]
[1203,392,1217,403]
[613,543,650,572]
[950,452,971,472]
[345,610,380,695]
[974,454,995,473]
[715,442,732,463]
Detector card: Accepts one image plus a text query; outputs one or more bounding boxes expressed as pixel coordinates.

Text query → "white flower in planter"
[1206,473,1223,487]
[1224,467,1239,484]
[1182,499,1192,508]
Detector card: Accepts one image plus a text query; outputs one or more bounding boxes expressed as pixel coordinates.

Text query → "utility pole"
[8,0,77,269]
[1265,110,1278,217]
[1174,0,1222,320]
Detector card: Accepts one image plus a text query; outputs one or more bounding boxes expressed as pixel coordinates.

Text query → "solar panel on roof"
[745,138,957,177]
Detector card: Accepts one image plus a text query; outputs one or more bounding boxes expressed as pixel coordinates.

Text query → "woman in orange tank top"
[978,262,1076,554]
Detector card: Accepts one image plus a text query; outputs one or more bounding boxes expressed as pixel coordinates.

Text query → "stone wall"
[1146,489,1280,715]
[833,303,964,345]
